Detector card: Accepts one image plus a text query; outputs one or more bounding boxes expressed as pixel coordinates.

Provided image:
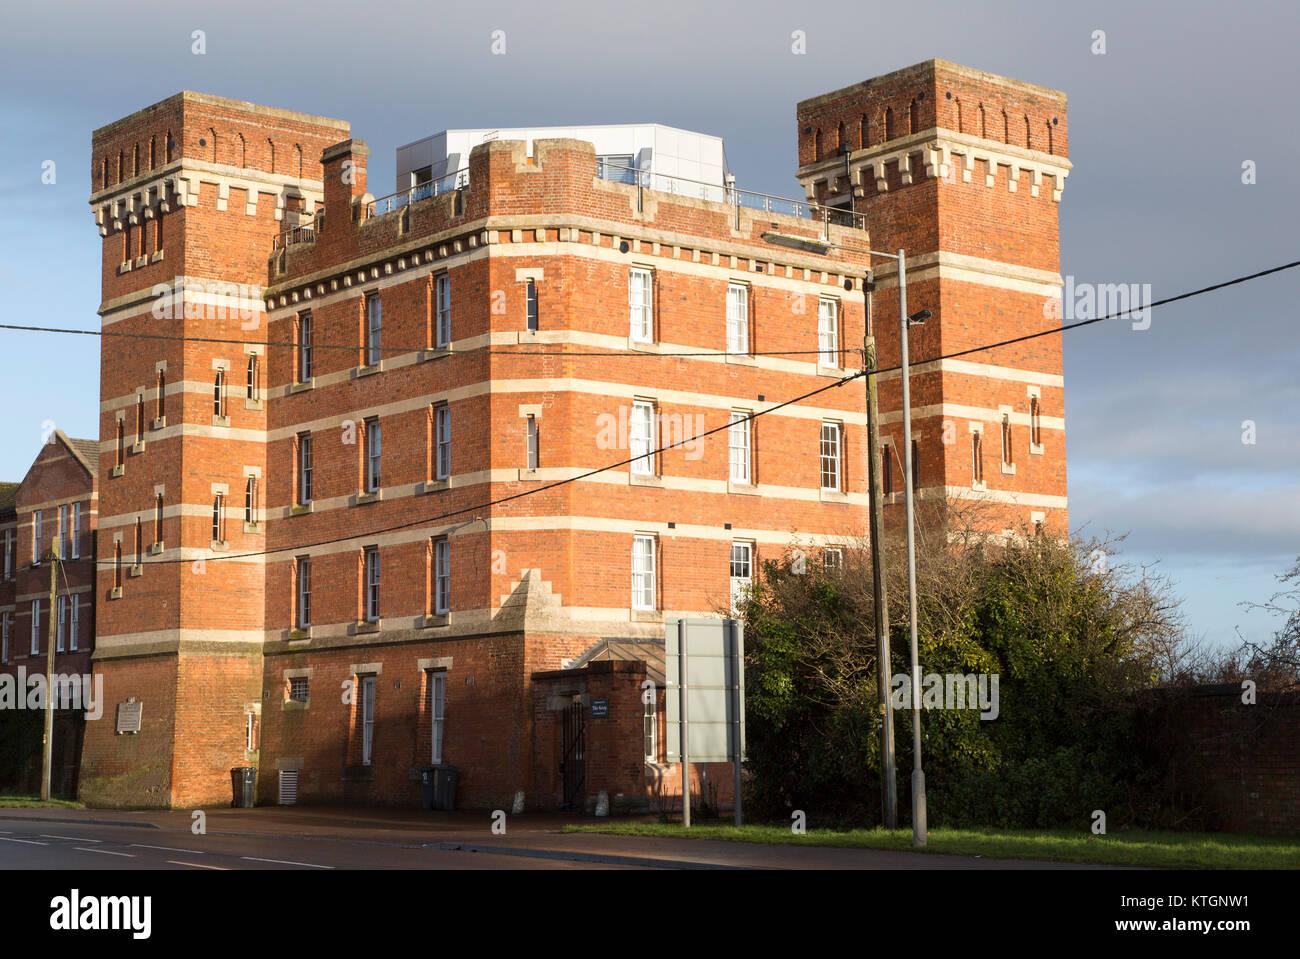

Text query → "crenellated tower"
[82,92,347,806]
[797,59,1071,536]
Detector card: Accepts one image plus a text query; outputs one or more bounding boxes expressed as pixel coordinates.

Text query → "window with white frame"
[3,529,12,579]
[296,556,311,629]
[71,503,80,559]
[1,611,9,663]
[629,268,653,342]
[525,278,538,332]
[56,595,66,653]
[1030,395,1043,449]
[289,676,310,703]
[360,674,377,764]
[434,538,450,615]
[247,354,259,400]
[525,415,538,470]
[818,298,839,366]
[631,535,656,610]
[365,418,382,492]
[643,697,657,763]
[364,547,380,622]
[435,274,451,348]
[430,670,447,764]
[730,542,753,612]
[629,401,655,475]
[820,422,842,491]
[212,495,225,543]
[726,283,749,354]
[971,431,984,486]
[297,311,314,382]
[365,292,382,366]
[69,595,79,652]
[435,406,451,479]
[245,476,258,524]
[154,494,164,544]
[246,710,259,751]
[213,369,227,418]
[59,505,69,559]
[728,412,751,483]
[1001,413,1013,466]
[824,547,844,570]
[30,599,40,655]
[33,509,42,565]
[298,433,313,504]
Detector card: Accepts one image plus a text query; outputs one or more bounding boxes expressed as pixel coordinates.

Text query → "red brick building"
[75,58,1069,811]
[0,432,99,796]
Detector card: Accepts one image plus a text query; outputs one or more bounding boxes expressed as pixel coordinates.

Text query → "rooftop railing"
[598,161,867,235]
[366,168,469,218]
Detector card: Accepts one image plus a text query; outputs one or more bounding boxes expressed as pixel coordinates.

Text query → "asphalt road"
[0,818,641,870]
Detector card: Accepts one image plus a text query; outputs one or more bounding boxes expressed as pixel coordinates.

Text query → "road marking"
[0,837,46,845]
[131,844,204,855]
[166,860,230,870]
[42,834,100,842]
[76,847,134,857]
[241,856,333,869]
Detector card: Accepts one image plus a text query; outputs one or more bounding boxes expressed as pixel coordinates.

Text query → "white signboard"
[665,618,744,763]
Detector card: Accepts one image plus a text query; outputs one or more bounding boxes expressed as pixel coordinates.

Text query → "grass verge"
[0,795,84,809]
[563,822,1300,869]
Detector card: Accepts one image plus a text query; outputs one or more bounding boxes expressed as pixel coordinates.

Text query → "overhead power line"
[34,257,1300,569]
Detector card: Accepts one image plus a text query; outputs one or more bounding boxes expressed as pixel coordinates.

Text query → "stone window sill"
[971,481,987,492]
[243,521,262,534]
[1029,443,1044,456]
[419,347,453,363]
[111,464,125,478]
[352,490,382,506]
[109,587,123,600]
[725,352,757,366]
[628,339,661,353]
[131,440,146,454]
[352,361,384,379]
[129,564,143,578]
[150,250,165,264]
[282,699,308,712]
[212,415,231,428]
[418,479,450,494]
[149,541,164,555]
[819,488,849,503]
[727,481,760,495]
[291,502,314,516]
[1001,462,1016,475]
[631,609,663,623]
[211,540,229,552]
[288,627,312,641]
[419,613,449,629]
[349,620,382,635]
[290,379,315,394]
[629,472,662,487]
[245,398,264,411]
[152,416,166,430]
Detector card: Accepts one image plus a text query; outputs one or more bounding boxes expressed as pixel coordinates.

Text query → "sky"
[0,0,1295,646]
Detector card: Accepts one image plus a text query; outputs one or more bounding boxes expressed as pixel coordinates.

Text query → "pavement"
[0,805,1116,869]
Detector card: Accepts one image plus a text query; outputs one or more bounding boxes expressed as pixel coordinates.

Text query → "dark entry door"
[560,698,585,810]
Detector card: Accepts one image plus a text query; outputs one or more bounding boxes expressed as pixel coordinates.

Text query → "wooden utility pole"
[862,269,898,829]
[41,526,59,802]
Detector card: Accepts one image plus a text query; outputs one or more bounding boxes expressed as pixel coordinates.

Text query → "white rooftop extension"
[395,123,731,195]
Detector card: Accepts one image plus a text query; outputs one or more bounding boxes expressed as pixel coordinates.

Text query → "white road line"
[241,856,333,869]
[76,847,134,857]
[0,837,47,845]
[131,844,205,855]
[42,834,101,842]
[166,860,230,870]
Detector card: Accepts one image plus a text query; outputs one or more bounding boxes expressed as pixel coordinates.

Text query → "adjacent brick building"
[74,58,1070,811]
[0,432,98,796]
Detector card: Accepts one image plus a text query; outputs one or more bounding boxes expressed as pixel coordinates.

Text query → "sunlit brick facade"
[75,58,1069,810]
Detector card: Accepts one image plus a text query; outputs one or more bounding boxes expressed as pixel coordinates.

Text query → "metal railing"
[366,168,469,218]
[597,161,866,235]
[274,214,320,250]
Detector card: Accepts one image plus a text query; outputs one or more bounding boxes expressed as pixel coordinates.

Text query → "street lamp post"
[898,248,929,846]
